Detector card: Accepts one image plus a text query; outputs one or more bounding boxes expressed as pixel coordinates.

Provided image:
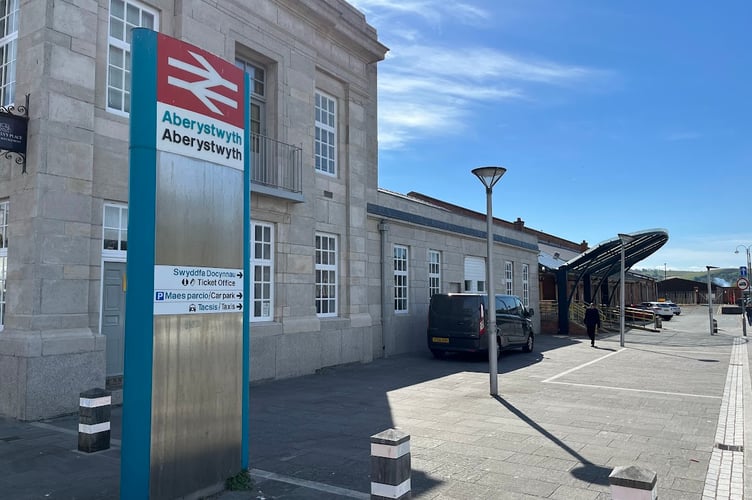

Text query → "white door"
[464,256,486,292]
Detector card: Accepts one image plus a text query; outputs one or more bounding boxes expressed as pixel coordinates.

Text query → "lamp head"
[472,166,507,190]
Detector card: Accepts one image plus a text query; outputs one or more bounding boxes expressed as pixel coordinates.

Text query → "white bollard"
[609,465,657,500]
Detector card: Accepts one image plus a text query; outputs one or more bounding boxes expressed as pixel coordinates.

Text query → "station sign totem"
[121,30,250,500]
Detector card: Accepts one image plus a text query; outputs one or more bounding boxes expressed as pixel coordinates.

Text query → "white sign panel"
[154,265,243,315]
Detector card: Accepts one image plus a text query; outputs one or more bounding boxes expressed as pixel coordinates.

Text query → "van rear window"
[431,296,481,315]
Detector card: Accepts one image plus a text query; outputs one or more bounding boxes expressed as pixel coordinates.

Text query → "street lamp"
[707,265,718,335]
[618,233,636,347]
[735,245,751,336]
[472,166,506,396]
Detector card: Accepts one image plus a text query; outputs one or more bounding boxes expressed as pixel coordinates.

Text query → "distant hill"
[633,268,742,286]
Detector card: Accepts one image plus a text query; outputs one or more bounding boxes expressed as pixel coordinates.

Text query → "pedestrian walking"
[584,302,601,347]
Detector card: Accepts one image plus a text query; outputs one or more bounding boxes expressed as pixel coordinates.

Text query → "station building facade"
[0,0,541,421]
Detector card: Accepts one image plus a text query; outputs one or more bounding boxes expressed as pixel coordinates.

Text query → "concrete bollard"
[370,428,410,500]
[78,388,111,453]
[609,465,657,500]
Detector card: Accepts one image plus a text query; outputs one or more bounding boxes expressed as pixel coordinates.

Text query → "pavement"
[1,304,751,499]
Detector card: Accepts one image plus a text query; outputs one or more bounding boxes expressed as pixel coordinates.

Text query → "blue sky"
[351,0,752,272]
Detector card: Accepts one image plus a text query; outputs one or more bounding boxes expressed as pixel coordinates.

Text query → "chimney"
[513,217,525,231]
[579,240,589,252]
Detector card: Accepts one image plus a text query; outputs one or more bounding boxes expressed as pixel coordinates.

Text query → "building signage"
[156,34,245,170]
[0,112,27,154]
[153,265,244,315]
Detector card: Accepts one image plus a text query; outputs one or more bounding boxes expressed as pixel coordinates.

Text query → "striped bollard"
[370,428,410,499]
[609,465,657,500]
[78,388,111,453]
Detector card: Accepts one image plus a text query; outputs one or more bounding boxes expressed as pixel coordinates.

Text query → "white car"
[663,301,681,315]
[640,302,674,320]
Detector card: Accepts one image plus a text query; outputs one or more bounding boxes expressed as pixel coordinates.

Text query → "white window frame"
[394,245,408,313]
[0,0,19,107]
[505,261,514,295]
[522,263,530,307]
[428,250,441,298]
[107,0,158,116]
[315,233,338,317]
[314,91,337,175]
[251,222,274,322]
[0,200,7,331]
[102,203,128,260]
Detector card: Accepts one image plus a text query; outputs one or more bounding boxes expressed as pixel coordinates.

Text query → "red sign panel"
[157,34,244,129]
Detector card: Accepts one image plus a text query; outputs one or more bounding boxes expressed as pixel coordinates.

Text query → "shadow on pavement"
[492,395,612,486]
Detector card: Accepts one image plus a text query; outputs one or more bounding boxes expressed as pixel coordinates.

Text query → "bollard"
[370,428,410,499]
[609,465,657,500]
[78,388,111,453]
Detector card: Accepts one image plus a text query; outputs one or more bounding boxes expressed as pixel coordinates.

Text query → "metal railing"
[251,133,302,194]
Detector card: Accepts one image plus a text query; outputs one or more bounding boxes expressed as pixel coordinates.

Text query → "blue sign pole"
[121,27,158,500]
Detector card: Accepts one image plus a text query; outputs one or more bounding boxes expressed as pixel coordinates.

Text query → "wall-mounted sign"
[0,111,27,154]
[156,34,245,170]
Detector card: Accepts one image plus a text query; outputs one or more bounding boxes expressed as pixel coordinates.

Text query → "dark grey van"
[427,293,534,358]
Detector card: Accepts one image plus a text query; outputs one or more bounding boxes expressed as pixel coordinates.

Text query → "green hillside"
[633,268,743,285]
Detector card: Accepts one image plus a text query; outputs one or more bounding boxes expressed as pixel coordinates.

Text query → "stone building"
[0,0,541,421]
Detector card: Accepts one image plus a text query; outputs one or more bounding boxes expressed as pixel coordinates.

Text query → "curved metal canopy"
[562,229,669,278]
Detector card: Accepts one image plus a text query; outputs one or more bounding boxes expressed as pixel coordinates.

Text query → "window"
[428,250,441,298]
[251,222,273,321]
[103,203,128,253]
[315,233,337,317]
[394,245,408,312]
[522,263,530,307]
[0,200,7,330]
[0,0,19,106]
[107,0,157,115]
[505,261,513,295]
[314,91,336,175]
[235,59,266,149]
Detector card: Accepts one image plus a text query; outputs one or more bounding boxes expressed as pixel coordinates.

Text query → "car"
[427,293,535,358]
[639,301,674,320]
[662,301,681,315]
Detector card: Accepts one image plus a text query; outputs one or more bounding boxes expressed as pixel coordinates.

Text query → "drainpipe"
[379,220,390,357]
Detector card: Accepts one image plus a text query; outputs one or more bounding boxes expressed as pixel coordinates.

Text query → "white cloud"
[355,2,608,150]
[378,43,603,150]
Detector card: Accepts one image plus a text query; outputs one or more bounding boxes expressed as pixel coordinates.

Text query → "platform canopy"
[562,229,669,278]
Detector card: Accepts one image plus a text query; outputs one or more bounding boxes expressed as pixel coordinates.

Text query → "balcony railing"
[251,132,303,196]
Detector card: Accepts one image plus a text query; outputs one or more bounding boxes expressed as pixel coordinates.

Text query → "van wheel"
[522,333,534,353]
[431,349,446,359]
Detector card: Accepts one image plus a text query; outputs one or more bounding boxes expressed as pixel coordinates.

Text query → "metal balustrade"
[251,133,302,195]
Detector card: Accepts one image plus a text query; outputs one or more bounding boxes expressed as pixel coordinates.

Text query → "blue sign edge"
[121,27,157,500]
[242,72,251,469]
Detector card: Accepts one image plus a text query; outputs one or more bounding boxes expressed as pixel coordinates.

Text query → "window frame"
[102,203,128,260]
[314,90,337,176]
[393,245,409,313]
[522,263,530,307]
[505,261,514,295]
[315,232,338,318]
[0,0,19,107]
[428,249,441,298]
[106,0,159,116]
[251,221,274,322]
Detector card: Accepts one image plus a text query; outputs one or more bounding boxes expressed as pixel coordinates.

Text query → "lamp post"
[618,234,636,347]
[735,245,751,336]
[707,265,718,335]
[472,166,506,396]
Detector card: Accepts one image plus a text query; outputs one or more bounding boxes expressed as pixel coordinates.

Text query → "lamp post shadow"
[492,395,613,486]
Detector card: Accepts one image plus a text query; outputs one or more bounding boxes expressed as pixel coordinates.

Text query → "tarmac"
[1,304,751,499]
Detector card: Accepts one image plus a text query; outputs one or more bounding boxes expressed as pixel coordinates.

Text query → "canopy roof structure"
[563,229,669,278]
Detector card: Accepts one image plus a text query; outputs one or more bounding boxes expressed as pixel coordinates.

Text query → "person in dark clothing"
[584,302,601,347]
